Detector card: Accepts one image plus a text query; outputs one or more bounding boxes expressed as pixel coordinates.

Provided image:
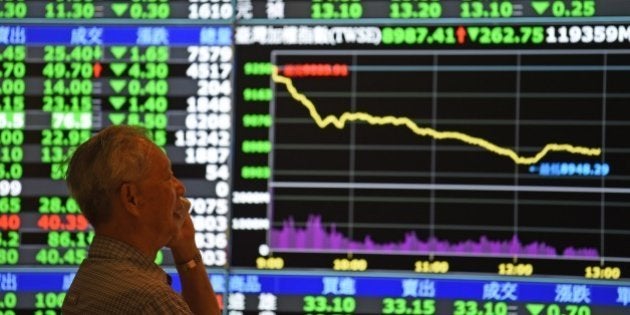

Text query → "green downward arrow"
[110,46,127,59]
[108,113,127,125]
[111,3,129,17]
[531,1,550,15]
[526,304,545,315]
[110,63,127,77]
[109,97,126,110]
[109,80,127,93]
[468,27,479,42]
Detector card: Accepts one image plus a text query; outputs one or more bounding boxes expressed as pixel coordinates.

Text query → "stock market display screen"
[1,0,629,314]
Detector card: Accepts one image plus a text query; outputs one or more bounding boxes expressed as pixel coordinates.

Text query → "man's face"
[135,141,187,245]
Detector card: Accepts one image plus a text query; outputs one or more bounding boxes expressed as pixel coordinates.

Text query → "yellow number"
[585,266,621,280]
[256,256,284,269]
[333,258,367,271]
[414,260,449,273]
[498,263,533,276]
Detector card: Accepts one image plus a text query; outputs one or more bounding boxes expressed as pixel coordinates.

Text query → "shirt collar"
[88,235,170,284]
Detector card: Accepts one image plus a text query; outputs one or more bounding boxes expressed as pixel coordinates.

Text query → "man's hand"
[168,198,198,262]
[167,198,222,315]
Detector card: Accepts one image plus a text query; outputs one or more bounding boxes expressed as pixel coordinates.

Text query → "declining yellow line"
[271,66,601,165]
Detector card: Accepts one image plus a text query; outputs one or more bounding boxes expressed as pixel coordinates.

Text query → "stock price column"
[35,28,101,314]
[0,31,25,315]
[99,26,234,269]
[176,32,233,268]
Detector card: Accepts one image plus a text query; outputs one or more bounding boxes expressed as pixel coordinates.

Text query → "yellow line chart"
[271,66,602,165]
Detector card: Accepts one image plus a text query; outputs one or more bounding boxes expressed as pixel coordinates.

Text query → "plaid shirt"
[62,235,192,314]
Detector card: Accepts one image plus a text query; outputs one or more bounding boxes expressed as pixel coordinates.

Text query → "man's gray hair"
[66,125,152,227]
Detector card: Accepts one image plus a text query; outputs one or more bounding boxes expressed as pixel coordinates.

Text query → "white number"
[51,113,91,129]
[215,181,229,197]
[186,96,231,113]
[175,130,230,147]
[197,80,232,96]
[192,215,228,232]
[205,164,230,181]
[232,217,270,230]
[186,63,232,80]
[0,113,24,129]
[185,147,230,164]
[188,3,233,19]
[187,46,232,62]
[195,232,228,249]
[201,249,227,266]
[231,191,270,204]
[0,180,22,196]
[185,113,231,130]
[189,198,228,215]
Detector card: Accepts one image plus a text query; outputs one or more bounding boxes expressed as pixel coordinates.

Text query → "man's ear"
[119,182,142,217]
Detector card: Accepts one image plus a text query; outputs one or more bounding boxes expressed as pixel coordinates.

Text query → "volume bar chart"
[271,215,598,258]
[266,49,630,273]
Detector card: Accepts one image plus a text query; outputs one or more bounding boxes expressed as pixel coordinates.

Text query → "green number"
[244,62,273,76]
[0,197,20,214]
[129,3,144,18]
[552,1,566,16]
[143,113,168,129]
[0,231,19,247]
[382,298,437,315]
[461,1,485,18]
[2,292,17,308]
[393,298,406,314]
[141,46,169,62]
[454,300,480,315]
[75,231,93,247]
[242,114,271,128]
[1,79,25,95]
[1,96,24,112]
[1,62,26,78]
[241,166,270,179]
[0,130,23,146]
[348,3,363,18]
[414,299,435,314]
[547,304,561,315]
[129,3,170,19]
[0,147,23,162]
[484,302,508,315]
[36,248,59,264]
[332,297,356,313]
[583,0,595,16]
[0,248,19,265]
[321,3,333,19]
[50,163,69,180]
[148,130,167,146]
[35,292,66,308]
[303,295,316,312]
[127,63,141,78]
[312,1,361,19]
[36,248,86,265]
[1,46,25,61]
[243,88,272,101]
[147,80,168,95]
[48,231,73,247]
[0,163,22,179]
[144,97,168,112]
[242,140,271,154]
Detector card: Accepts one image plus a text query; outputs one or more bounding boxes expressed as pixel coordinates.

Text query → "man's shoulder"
[69,258,170,290]
[62,258,187,314]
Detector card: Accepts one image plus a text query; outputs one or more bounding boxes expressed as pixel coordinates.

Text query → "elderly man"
[62,125,220,314]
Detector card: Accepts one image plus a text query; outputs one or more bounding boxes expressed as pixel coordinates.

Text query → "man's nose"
[174,177,186,195]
